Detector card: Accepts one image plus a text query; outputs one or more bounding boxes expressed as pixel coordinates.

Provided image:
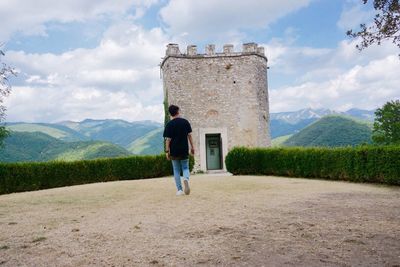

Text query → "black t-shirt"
[163,117,192,158]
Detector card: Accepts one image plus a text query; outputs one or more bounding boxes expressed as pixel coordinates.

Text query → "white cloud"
[0,0,159,40]
[6,26,399,122]
[260,16,399,113]
[264,40,332,77]
[5,86,163,123]
[4,22,169,122]
[2,0,399,123]
[159,0,312,43]
[264,34,399,83]
[337,2,374,30]
[270,53,400,113]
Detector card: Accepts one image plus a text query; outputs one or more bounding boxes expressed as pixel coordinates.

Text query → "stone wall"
[161,43,271,171]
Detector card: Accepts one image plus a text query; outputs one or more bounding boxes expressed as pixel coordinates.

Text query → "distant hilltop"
[271,108,375,124]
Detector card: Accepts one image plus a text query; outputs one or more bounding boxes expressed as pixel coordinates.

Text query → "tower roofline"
[160,43,268,69]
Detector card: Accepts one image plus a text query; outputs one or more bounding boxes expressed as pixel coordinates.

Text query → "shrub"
[0,154,194,194]
[225,146,400,185]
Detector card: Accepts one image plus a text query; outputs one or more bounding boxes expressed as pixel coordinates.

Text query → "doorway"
[206,134,222,170]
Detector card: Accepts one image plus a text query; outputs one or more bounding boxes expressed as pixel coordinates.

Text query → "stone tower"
[160,43,271,172]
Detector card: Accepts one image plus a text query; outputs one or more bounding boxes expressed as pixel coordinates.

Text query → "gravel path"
[0,175,399,266]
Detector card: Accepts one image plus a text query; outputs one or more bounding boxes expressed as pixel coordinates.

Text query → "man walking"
[163,105,195,196]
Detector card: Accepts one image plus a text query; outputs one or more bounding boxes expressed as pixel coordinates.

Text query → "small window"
[209,140,218,148]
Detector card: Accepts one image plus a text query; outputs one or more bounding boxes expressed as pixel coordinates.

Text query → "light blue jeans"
[171,159,190,191]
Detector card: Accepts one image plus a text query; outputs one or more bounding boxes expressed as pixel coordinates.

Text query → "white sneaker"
[176,190,184,196]
[183,179,190,195]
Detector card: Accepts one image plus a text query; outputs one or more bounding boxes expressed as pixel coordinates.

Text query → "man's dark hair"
[168,105,179,116]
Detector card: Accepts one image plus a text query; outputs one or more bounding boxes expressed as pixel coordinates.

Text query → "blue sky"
[1,0,399,122]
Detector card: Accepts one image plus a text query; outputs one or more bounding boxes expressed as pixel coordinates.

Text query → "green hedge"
[0,155,194,195]
[225,146,400,185]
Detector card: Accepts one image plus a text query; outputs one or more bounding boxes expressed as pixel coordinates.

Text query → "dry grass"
[0,175,399,266]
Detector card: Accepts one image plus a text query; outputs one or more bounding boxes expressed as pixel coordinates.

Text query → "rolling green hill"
[5,122,88,142]
[271,134,292,147]
[270,108,375,138]
[270,118,317,138]
[0,131,131,163]
[283,116,372,147]
[58,119,162,148]
[128,127,164,155]
[52,142,131,161]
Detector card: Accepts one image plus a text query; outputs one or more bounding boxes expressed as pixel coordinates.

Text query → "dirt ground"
[0,175,399,267]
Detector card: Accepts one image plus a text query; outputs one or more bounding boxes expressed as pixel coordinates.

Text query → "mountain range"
[0,108,376,162]
[270,108,375,138]
[4,119,163,153]
[57,119,162,148]
[1,119,164,162]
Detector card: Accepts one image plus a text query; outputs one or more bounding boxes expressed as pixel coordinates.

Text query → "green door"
[206,134,222,170]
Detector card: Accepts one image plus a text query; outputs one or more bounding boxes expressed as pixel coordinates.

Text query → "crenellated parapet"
[162,43,267,67]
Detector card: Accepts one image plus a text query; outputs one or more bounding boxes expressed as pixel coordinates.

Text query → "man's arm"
[188,133,195,155]
[165,138,171,160]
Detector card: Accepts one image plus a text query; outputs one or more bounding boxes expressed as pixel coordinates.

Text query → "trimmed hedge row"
[225,146,400,185]
[0,155,194,195]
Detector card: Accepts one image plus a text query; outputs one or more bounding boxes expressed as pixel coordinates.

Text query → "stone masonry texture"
[161,43,271,171]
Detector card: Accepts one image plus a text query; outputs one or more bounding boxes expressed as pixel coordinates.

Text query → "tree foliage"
[0,47,16,145]
[347,0,400,54]
[372,99,400,144]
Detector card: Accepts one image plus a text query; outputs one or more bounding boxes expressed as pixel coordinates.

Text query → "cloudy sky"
[1,0,399,123]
